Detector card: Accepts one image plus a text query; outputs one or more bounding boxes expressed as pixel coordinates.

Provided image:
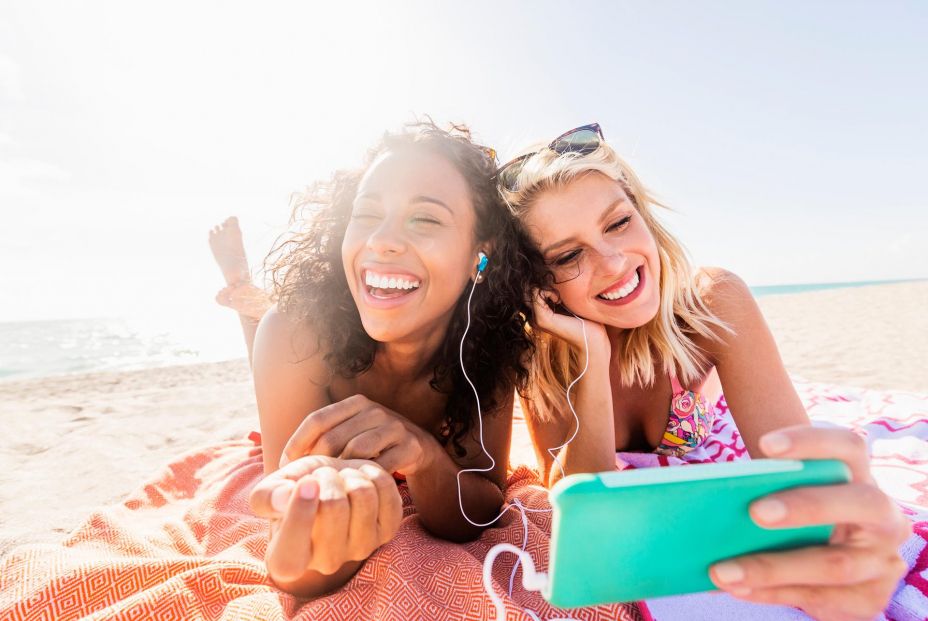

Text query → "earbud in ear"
[477,251,489,273]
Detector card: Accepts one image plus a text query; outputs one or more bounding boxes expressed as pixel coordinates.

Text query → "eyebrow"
[541,197,626,256]
[411,195,455,217]
[355,192,454,217]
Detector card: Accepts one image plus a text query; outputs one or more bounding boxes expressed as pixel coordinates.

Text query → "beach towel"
[2,380,926,620]
[0,431,644,621]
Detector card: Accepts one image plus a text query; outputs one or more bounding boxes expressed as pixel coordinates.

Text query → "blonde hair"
[502,141,731,422]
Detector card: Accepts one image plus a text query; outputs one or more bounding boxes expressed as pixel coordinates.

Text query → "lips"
[359,266,423,308]
[597,266,640,299]
[595,266,646,307]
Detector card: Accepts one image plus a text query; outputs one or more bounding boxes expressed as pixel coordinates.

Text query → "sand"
[0,361,257,557]
[1,280,926,558]
[757,281,928,393]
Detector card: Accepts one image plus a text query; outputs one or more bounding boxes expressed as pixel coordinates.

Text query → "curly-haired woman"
[217,122,538,599]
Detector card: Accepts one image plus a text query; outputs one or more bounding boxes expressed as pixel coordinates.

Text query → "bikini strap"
[670,374,684,394]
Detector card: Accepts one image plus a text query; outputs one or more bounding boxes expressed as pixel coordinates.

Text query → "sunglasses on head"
[496,123,604,192]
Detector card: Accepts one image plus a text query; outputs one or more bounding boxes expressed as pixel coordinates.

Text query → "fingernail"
[753,498,788,523]
[713,561,745,584]
[299,479,319,500]
[270,483,293,513]
[760,432,791,455]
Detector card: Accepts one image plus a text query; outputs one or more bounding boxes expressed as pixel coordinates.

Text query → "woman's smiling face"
[523,171,662,330]
[342,147,481,343]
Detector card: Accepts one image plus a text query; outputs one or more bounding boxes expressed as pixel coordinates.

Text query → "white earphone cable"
[457,268,588,620]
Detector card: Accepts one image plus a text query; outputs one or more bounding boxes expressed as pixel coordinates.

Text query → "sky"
[1,0,926,328]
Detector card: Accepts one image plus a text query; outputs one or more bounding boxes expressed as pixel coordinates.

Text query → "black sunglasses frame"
[495,123,604,192]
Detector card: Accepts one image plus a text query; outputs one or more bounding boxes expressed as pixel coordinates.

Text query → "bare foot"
[210,217,273,321]
[216,283,273,321]
[209,216,250,285]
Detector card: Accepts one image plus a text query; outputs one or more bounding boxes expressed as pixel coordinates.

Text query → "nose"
[591,241,628,276]
[366,215,408,256]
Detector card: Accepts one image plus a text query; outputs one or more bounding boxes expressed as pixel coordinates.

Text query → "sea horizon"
[748,277,926,297]
[2,277,924,383]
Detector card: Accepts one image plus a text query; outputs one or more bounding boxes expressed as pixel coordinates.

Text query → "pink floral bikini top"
[654,375,715,457]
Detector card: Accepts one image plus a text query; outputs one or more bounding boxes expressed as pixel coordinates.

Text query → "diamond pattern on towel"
[0,435,644,621]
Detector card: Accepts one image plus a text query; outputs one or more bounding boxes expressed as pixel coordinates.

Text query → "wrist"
[411,431,444,474]
[584,331,611,362]
[394,425,443,477]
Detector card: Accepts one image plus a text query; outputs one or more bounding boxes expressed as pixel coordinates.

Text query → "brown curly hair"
[265,120,541,456]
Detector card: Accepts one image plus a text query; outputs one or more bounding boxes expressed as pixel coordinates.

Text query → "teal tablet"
[544,459,850,608]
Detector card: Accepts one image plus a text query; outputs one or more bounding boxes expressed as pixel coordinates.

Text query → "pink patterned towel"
[637,381,928,621]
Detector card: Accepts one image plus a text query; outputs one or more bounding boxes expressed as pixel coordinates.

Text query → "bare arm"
[686,269,909,619]
[252,306,364,598]
[406,388,515,541]
[522,289,618,487]
[699,268,810,457]
[521,337,617,487]
[253,305,332,473]
[274,386,518,543]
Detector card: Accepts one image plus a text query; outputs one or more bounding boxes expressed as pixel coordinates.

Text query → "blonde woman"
[501,124,909,620]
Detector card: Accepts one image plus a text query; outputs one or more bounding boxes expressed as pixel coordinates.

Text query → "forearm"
[406,442,504,542]
[548,345,616,486]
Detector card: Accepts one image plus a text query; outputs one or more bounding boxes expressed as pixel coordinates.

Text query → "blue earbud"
[477,251,489,273]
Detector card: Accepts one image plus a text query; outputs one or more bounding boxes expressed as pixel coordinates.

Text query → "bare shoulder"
[691,267,766,357]
[253,306,333,472]
[693,267,755,321]
[254,304,330,381]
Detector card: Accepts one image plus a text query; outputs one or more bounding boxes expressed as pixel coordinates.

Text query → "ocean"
[748,278,920,297]
[0,315,245,382]
[1,278,921,382]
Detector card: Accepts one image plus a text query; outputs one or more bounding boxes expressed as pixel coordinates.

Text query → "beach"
[757,281,928,393]
[2,280,926,558]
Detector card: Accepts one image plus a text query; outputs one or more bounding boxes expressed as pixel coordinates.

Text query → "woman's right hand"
[710,427,910,619]
[249,455,403,581]
[531,289,609,353]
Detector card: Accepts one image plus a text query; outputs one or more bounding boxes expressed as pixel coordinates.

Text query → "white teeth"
[599,270,640,300]
[364,271,421,291]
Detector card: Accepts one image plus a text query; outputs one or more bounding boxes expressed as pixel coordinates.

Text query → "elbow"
[428,521,484,543]
[417,483,504,542]
[417,512,487,543]
[545,455,618,488]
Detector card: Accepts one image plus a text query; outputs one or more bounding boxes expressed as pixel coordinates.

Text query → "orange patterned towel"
[0,433,645,621]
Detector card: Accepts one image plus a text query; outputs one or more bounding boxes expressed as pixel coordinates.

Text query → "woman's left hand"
[279,394,436,476]
[710,425,912,621]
